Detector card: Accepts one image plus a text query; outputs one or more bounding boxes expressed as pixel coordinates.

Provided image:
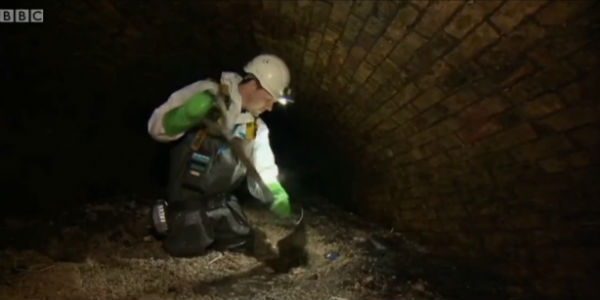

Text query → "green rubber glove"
[163,91,214,136]
[268,182,291,218]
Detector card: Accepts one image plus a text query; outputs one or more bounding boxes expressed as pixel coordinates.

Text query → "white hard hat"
[244,54,293,105]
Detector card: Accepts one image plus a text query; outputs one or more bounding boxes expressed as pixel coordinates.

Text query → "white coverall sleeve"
[147,80,219,143]
[248,118,280,202]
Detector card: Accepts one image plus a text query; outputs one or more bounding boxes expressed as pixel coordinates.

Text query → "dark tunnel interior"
[1,1,599,299]
[1,0,352,215]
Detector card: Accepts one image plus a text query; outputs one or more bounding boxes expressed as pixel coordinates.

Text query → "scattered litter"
[325,252,340,261]
[143,235,153,242]
[353,236,366,243]
[369,237,387,251]
[294,207,304,226]
[208,252,224,265]
[362,275,374,285]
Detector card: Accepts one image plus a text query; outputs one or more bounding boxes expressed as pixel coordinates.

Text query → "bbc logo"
[0,9,44,23]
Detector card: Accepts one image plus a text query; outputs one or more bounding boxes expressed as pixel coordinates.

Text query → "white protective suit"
[147,72,280,202]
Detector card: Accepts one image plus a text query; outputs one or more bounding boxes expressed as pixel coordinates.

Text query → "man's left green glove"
[268,182,291,218]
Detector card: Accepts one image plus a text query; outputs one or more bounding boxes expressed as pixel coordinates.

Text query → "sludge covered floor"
[0,179,508,300]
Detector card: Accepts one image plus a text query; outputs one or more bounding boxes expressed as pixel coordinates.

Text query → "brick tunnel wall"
[252,1,600,298]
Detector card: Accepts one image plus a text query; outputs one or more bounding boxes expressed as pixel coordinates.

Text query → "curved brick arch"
[253,1,599,298]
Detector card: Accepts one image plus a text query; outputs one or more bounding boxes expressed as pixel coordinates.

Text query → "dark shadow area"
[0,0,351,221]
[0,1,265,217]
[264,109,359,213]
[363,234,512,300]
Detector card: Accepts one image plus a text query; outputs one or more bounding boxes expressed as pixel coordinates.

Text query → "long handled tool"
[204,95,304,222]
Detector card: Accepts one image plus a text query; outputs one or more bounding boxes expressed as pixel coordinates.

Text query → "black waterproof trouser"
[163,128,252,257]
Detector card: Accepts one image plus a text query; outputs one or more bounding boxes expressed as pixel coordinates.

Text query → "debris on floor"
[0,194,508,299]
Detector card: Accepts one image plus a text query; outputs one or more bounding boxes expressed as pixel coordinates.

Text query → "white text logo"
[0,9,44,23]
